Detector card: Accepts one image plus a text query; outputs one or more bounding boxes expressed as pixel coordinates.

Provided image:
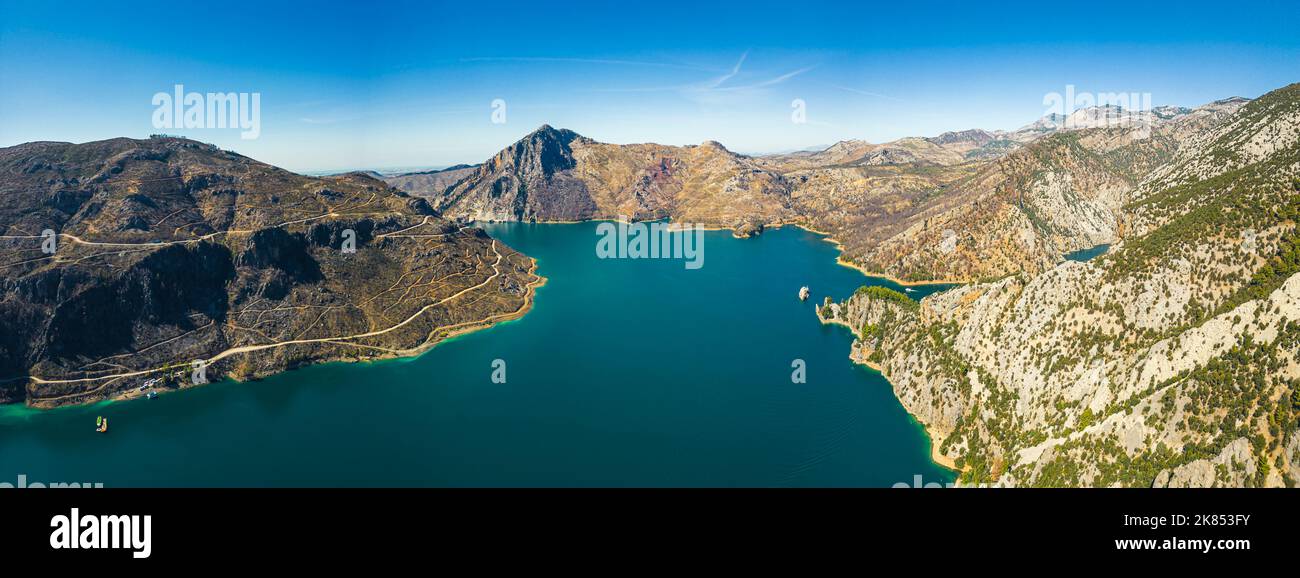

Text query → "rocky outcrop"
[432,126,599,222]
[1153,438,1256,487]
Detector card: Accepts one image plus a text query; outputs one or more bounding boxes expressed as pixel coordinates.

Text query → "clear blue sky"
[2,0,1297,172]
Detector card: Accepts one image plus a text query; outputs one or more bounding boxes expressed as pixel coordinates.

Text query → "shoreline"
[854,355,960,472]
[10,216,962,477]
[784,222,968,287]
[815,306,962,475]
[479,216,969,287]
[831,254,967,287]
[498,215,964,475]
[859,354,962,473]
[13,258,548,412]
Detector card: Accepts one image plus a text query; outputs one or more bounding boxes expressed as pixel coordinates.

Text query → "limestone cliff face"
[0,137,540,407]
[819,84,1300,487]
[816,290,967,454]
[824,269,1300,487]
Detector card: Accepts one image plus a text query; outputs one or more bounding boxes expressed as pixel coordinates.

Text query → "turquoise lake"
[1064,243,1111,262]
[0,223,956,487]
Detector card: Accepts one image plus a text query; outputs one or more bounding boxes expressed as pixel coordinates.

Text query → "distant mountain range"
[384,97,1248,282]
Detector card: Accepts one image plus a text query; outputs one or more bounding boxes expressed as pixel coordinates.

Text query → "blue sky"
[2,0,1297,172]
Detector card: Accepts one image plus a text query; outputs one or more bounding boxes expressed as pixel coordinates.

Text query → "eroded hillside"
[0,137,541,407]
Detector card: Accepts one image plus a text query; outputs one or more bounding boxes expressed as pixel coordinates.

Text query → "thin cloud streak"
[833,85,906,102]
[711,67,813,92]
[706,50,749,88]
[587,51,813,102]
[460,56,720,72]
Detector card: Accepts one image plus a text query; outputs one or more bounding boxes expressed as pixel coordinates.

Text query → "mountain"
[2,82,1293,486]
[817,83,1300,487]
[790,97,1248,283]
[423,125,793,228]
[400,100,1232,283]
[0,137,541,407]
[927,128,997,147]
[758,135,977,169]
[382,164,480,197]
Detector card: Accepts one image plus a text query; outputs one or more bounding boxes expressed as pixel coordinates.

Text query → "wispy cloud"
[833,85,905,102]
[460,56,719,73]
[705,51,749,88]
[588,51,813,104]
[709,66,813,92]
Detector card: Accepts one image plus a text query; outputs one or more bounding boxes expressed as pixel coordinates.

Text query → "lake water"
[1064,243,1110,262]
[0,223,955,487]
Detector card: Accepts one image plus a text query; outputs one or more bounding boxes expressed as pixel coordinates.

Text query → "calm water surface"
[1064,243,1111,262]
[0,223,955,487]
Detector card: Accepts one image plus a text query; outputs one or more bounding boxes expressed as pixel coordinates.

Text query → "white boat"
[798,286,810,301]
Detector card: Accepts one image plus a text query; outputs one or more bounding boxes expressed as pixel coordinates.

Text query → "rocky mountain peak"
[926,129,996,147]
[495,125,587,177]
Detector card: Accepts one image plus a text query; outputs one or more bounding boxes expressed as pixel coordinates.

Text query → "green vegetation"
[854,285,918,310]
[834,84,1300,486]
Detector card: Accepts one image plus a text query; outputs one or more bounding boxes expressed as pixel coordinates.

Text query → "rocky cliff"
[819,84,1300,487]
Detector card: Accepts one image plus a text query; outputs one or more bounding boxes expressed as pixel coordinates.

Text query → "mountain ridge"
[390,96,1250,284]
[0,136,541,407]
[818,82,1300,487]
